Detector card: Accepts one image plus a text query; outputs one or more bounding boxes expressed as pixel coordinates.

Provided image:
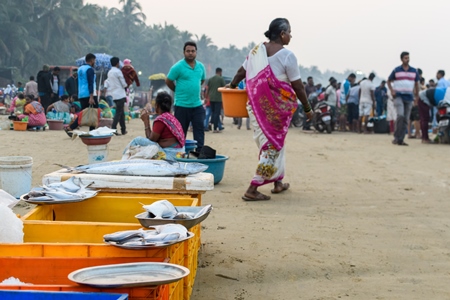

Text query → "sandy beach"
[2,115,449,300]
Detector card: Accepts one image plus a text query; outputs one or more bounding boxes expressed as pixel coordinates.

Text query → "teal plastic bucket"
[176,155,228,184]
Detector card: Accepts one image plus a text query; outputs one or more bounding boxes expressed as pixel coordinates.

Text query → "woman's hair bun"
[264,30,271,39]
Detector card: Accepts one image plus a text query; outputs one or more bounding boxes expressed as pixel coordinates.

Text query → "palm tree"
[113,0,146,40]
[147,24,181,74]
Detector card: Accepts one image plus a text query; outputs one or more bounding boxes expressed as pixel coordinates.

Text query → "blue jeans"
[174,105,205,151]
[204,106,211,129]
[376,98,384,116]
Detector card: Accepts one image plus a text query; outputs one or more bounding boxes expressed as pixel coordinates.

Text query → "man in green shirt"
[207,68,226,132]
[166,41,206,151]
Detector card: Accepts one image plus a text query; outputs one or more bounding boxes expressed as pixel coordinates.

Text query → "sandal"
[271,182,290,194]
[241,192,271,201]
[398,141,408,146]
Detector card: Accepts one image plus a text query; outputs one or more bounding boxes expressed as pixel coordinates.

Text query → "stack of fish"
[104,224,188,247]
[60,159,208,177]
[143,200,211,220]
[24,177,97,202]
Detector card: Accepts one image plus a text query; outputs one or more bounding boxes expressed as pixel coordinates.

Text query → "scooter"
[290,100,304,128]
[437,102,450,144]
[312,100,334,133]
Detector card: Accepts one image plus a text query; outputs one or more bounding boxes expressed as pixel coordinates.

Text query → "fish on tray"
[25,177,97,202]
[57,159,208,177]
[142,200,178,219]
[104,224,188,245]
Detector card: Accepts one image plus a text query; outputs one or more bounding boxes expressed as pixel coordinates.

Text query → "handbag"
[79,105,100,127]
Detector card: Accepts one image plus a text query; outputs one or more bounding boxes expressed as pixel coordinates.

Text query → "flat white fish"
[143,200,178,219]
[104,224,188,245]
[25,177,97,202]
[61,160,208,177]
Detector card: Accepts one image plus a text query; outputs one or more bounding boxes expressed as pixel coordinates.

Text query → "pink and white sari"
[246,43,298,186]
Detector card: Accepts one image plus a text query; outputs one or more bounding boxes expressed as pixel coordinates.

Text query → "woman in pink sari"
[123,91,185,160]
[19,95,47,128]
[229,18,313,201]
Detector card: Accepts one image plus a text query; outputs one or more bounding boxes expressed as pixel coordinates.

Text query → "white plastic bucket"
[0,156,33,198]
[87,145,108,164]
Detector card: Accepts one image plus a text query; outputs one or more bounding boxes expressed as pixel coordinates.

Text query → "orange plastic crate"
[0,257,169,300]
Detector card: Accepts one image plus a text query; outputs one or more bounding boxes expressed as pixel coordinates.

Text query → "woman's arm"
[291,79,313,120]
[229,67,246,88]
[46,103,54,113]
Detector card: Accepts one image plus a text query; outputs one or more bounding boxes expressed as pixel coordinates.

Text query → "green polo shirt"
[167,59,206,108]
[207,75,226,102]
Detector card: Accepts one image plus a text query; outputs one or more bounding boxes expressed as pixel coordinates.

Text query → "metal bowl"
[135,205,213,229]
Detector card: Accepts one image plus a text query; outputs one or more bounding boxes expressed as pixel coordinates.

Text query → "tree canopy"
[0,0,360,87]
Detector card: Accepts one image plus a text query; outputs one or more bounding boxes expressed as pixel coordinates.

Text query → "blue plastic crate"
[0,290,128,300]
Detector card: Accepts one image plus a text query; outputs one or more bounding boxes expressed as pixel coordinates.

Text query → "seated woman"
[99,99,113,118]
[46,95,71,113]
[8,93,26,114]
[19,95,47,129]
[123,92,185,160]
[46,94,71,124]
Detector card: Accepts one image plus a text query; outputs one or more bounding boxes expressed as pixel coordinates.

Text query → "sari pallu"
[154,112,186,148]
[245,43,298,186]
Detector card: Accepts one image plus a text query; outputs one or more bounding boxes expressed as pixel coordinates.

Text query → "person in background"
[387,51,420,146]
[386,88,397,134]
[418,87,449,143]
[36,64,53,112]
[302,76,317,130]
[19,95,47,129]
[8,93,26,114]
[99,99,113,118]
[102,79,114,108]
[374,80,387,116]
[207,67,226,133]
[229,18,312,201]
[121,59,140,89]
[236,80,250,130]
[124,92,186,160]
[76,53,98,131]
[24,76,38,100]
[408,69,425,139]
[347,83,360,132]
[108,56,128,135]
[436,70,450,88]
[46,94,70,113]
[50,67,61,104]
[166,41,207,152]
[359,73,376,133]
[65,69,78,97]
[324,78,338,122]
[17,82,24,93]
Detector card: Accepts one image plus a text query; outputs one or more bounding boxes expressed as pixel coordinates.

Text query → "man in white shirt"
[359,73,376,133]
[325,78,338,122]
[107,57,128,135]
[436,70,450,88]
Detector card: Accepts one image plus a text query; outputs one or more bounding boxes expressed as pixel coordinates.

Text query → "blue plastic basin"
[176,155,229,184]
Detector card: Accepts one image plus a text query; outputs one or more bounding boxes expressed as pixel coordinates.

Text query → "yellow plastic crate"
[21,192,199,224]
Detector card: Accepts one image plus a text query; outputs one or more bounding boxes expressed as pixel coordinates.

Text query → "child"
[121,59,140,88]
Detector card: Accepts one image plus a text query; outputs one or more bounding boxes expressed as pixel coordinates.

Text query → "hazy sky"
[88,0,449,81]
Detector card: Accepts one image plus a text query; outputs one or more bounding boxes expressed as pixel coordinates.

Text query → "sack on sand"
[79,106,100,127]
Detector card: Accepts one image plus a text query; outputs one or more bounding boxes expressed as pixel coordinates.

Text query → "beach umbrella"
[75,53,123,72]
[76,53,123,96]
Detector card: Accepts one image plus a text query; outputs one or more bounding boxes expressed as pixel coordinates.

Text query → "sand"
[2,115,449,300]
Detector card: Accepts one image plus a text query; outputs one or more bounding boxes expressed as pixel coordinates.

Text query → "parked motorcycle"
[290,100,304,128]
[312,100,334,134]
[436,101,450,144]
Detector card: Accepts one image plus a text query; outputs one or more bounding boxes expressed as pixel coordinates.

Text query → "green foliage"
[1,0,357,86]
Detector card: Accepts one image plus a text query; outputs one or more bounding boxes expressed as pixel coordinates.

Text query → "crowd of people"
[1,17,448,201]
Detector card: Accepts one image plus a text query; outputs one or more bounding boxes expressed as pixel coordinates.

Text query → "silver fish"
[143,200,178,219]
[61,160,208,177]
